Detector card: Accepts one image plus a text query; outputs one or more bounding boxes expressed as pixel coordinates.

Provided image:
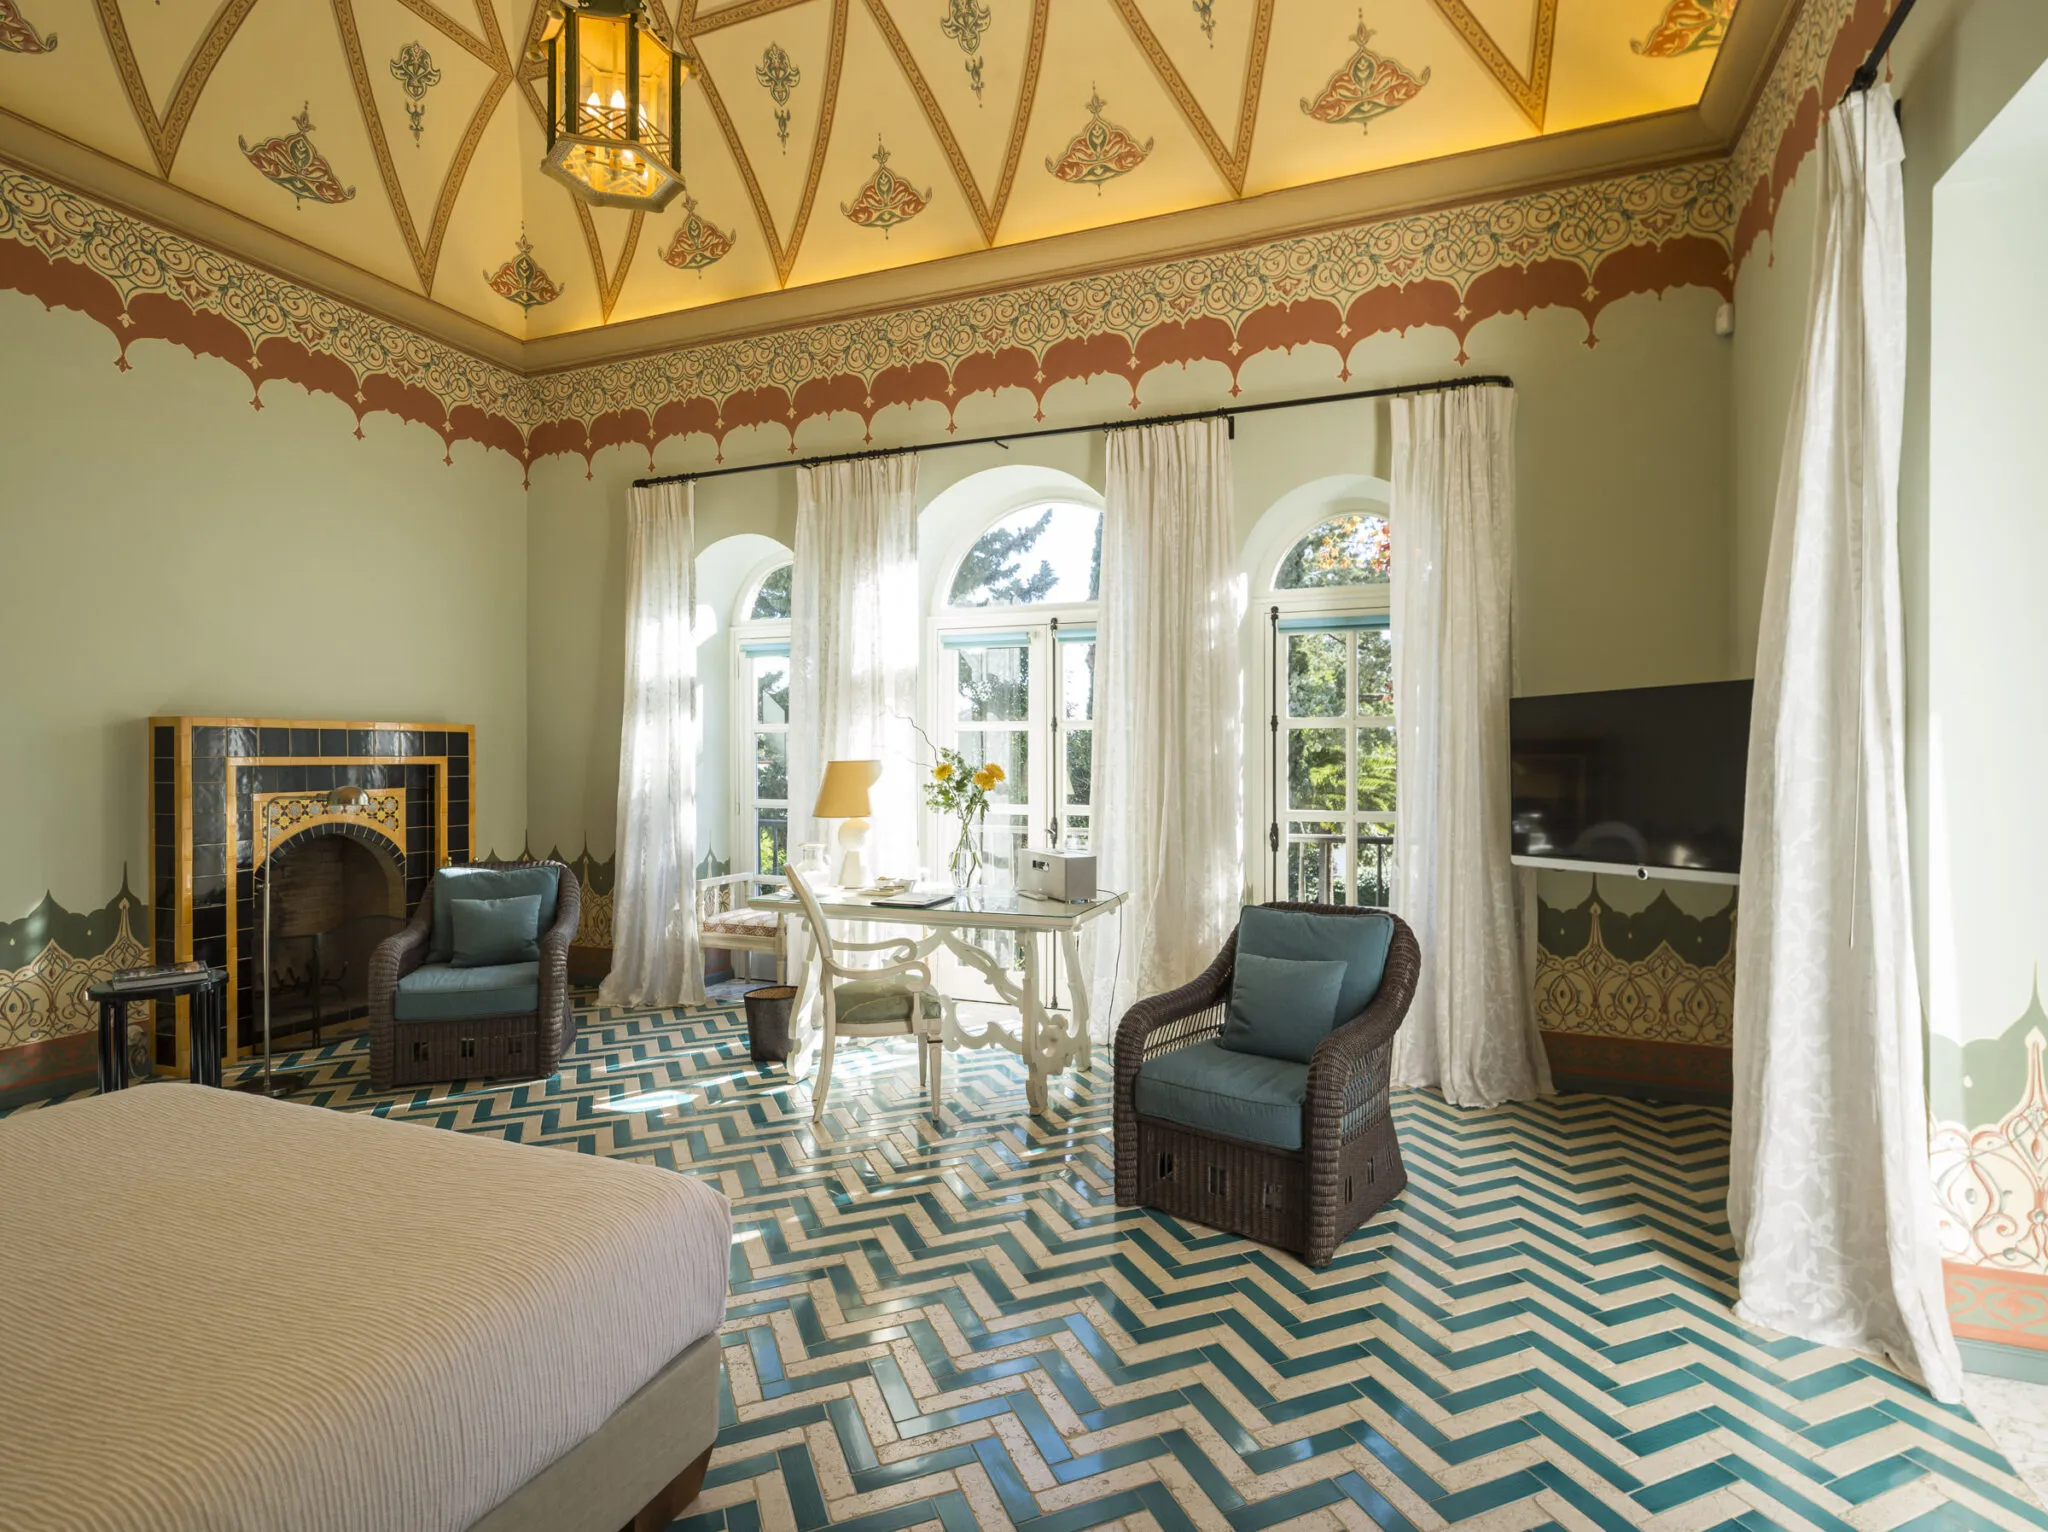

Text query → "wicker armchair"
[367,861,581,1091]
[1113,903,1419,1268]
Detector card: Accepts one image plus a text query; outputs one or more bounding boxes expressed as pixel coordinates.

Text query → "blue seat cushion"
[1235,906,1394,1028]
[429,865,561,964]
[1220,951,1350,1064]
[1134,1040,1308,1152]
[834,979,942,1026]
[395,962,540,1022]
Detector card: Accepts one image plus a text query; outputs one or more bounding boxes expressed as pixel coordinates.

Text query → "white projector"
[1020,848,1097,903]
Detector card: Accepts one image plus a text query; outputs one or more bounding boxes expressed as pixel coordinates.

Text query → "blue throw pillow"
[430,864,561,963]
[450,894,544,968]
[1219,951,1349,1064]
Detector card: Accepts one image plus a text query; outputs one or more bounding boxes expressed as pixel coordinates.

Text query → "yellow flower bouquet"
[918,730,1005,888]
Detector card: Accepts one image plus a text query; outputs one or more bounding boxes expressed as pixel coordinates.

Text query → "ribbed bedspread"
[0,1084,731,1531]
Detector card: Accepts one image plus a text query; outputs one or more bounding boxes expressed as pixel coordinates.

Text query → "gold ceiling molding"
[1428,0,1556,131]
[92,0,261,176]
[1107,0,1272,197]
[333,0,513,294]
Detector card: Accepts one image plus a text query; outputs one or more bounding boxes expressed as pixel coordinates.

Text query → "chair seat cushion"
[1134,1040,1307,1151]
[429,866,562,964]
[395,962,540,1023]
[833,978,942,1026]
[1236,906,1395,1027]
[704,909,780,937]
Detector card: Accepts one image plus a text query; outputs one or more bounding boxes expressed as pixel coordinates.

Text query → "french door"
[1268,615,1396,906]
[934,617,1095,885]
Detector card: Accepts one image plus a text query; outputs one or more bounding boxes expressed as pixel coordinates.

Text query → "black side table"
[88,968,229,1092]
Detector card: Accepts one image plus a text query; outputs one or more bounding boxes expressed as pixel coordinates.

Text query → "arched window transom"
[1274,513,1391,590]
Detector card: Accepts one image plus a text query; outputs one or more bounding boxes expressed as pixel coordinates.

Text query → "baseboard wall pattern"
[1540,1030,1734,1105]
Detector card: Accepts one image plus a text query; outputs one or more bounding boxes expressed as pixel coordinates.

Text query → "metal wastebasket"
[742,985,798,1064]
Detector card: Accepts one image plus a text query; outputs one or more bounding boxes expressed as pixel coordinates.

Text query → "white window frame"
[925,501,1102,882]
[732,554,793,875]
[1258,510,1395,906]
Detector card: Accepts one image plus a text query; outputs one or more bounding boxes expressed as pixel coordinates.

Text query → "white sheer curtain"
[599,480,707,1010]
[1387,386,1551,1108]
[1094,418,1243,1031]
[1728,84,1962,1403]
[788,455,921,878]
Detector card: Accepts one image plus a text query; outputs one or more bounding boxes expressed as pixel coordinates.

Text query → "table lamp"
[813,759,881,888]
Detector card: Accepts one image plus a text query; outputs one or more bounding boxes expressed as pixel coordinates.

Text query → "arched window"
[1274,512,1391,589]
[947,503,1102,607]
[748,562,793,619]
[1259,494,1395,907]
[733,557,793,872]
[933,501,1103,879]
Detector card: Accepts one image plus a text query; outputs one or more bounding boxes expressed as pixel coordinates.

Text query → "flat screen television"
[1509,679,1752,875]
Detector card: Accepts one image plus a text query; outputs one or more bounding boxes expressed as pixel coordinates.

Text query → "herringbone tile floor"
[120,1000,2048,1528]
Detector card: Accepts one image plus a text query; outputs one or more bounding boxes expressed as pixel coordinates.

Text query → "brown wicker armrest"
[367,896,435,1089]
[1112,931,1238,1206]
[1304,918,1420,1150]
[536,867,582,1068]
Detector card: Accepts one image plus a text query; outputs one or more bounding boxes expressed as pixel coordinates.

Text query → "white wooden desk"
[748,886,1125,1113]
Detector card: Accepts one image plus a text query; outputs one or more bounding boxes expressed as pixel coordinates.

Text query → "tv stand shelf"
[1509,854,1739,887]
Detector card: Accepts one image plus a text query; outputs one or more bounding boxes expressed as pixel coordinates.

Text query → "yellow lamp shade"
[813,759,880,819]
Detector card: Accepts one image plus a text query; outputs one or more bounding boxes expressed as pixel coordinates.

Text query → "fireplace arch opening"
[249,828,406,1049]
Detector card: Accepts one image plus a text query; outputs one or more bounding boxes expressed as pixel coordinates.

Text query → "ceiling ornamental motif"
[1045,92,1153,192]
[238,106,357,208]
[0,0,1756,341]
[1635,0,1737,58]
[660,187,737,273]
[840,138,930,235]
[1300,16,1429,133]
[485,231,565,307]
[938,0,993,102]
[0,0,54,55]
[755,42,800,151]
[389,42,444,145]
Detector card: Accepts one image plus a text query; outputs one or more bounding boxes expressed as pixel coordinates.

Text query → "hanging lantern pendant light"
[540,0,690,211]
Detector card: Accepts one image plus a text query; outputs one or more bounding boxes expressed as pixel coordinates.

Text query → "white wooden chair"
[697,872,787,982]
[785,866,942,1121]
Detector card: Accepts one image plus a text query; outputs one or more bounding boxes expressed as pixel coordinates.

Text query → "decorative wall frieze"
[1729,0,1890,265]
[1,152,1735,470]
[1535,887,1737,1047]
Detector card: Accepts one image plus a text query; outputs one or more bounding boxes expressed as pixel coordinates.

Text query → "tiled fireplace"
[148,718,475,1071]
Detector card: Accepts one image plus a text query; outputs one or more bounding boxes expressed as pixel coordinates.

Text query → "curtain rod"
[1846,0,1918,97]
[629,374,1512,489]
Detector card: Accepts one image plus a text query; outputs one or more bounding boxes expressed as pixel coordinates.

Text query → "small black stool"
[88,968,229,1092]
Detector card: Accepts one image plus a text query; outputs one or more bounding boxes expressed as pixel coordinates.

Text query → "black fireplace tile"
[425,730,448,758]
[235,838,253,870]
[154,725,174,760]
[357,765,388,791]
[193,905,225,943]
[154,811,175,849]
[191,754,223,786]
[280,765,307,791]
[193,936,226,967]
[191,726,223,759]
[194,844,223,883]
[343,729,371,757]
[304,764,333,792]
[289,728,319,757]
[406,827,431,856]
[227,726,258,758]
[318,728,346,756]
[260,727,288,756]
[153,778,174,817]
[393,730,420,758]
[449,732,469,759]
[192,800,224,847]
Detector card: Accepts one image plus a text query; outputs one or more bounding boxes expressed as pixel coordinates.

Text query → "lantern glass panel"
[575,11,631,137]
[637,30,671,156]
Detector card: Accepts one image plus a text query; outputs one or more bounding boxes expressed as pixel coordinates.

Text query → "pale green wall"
[525,284,1737,865]
[0,294,530,920]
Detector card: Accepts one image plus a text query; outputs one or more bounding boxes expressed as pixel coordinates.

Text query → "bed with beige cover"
[0,1084,730,1532]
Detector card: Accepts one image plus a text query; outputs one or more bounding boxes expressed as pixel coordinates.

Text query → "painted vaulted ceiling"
[0,0,1743,343]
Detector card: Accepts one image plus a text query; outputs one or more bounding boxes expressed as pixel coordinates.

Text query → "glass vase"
[948,821,982,891]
